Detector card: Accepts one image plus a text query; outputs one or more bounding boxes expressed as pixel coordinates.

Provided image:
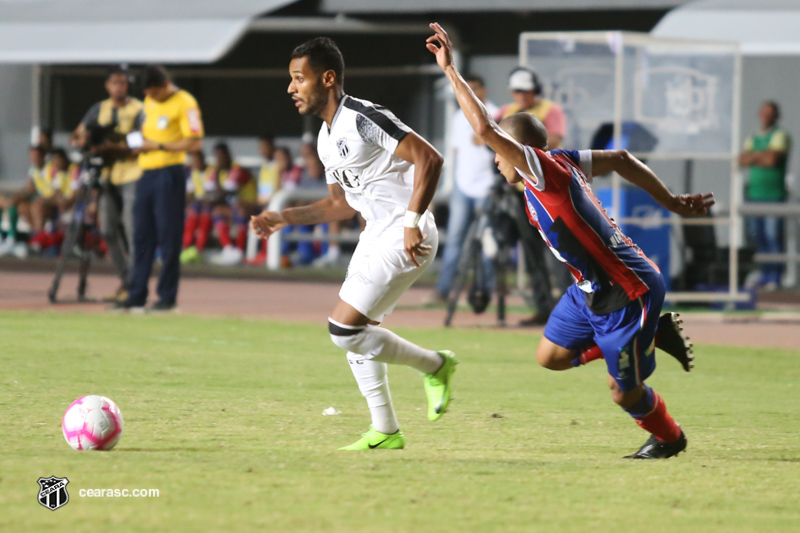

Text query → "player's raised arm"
[426,22,531,183]
[250,182,356,240]
[591,150,715,217]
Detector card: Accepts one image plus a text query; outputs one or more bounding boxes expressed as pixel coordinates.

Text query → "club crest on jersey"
[336,138,349,158]
[525,198,539,222]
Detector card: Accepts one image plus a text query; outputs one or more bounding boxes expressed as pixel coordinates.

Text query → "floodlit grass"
[0,311,798,532]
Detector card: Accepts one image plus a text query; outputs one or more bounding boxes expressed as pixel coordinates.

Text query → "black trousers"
[127,165,186,306]
[511,190,559,315]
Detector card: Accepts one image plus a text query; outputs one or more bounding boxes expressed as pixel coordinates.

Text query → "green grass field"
[1,311,798,532]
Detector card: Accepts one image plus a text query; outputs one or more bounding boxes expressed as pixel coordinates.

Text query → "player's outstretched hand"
[250,210,287,240]
[426,22,454,71]
[404,227,432,268]
[671,192,715,217]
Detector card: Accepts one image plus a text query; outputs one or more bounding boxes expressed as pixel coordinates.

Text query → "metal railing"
[247,188,453,271]
[736,202,800,287]
[246,188,359,270]
[250,189,800,292]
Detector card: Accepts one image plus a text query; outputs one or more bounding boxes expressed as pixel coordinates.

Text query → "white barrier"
[249,188,370,271]
[248,188,451,271]
[737,202,800,287]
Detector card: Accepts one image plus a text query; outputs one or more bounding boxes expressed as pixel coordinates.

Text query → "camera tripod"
[47,157,109,303]
[444,180,521,327]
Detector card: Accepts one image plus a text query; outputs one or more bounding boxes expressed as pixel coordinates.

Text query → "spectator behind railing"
[0,145,71,258]
[429,74,498,304]
[278,147,329,267]
[257,135,280,206]
[247,135,281,265]
[739,100,793,291]
[29,147,80,254]
[180,151,217,264]
[208,142,258,266]
[275,146,302,192]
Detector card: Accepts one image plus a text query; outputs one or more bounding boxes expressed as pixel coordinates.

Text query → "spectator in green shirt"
[739,101,791,290]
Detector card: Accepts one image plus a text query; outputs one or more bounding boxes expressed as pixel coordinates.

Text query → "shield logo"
[37,476,70,511]
[336,138,349,158]
[157,116,169,130]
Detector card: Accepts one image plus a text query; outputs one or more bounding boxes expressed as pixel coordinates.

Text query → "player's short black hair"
[291,37,345,85]
[499,113,549,150]
[258,134,275,143]
[464,74,485,87]
[764,100,781,120]
[51,147,68,160]
[142,65,170,89]
[30,145,47,156]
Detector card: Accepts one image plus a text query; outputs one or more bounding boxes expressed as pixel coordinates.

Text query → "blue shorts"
[543,278,665,392]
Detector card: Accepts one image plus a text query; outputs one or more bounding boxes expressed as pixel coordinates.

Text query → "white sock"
[331,321,443,374]
[346,352,399,435]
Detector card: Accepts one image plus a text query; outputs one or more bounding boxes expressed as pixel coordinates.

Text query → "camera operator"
[498,67,569,326]
[70,67,143,303]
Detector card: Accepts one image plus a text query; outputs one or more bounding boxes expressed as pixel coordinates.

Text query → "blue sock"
[623,385,655,419]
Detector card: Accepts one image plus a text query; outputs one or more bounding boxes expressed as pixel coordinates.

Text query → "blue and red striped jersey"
[517,146,661,314]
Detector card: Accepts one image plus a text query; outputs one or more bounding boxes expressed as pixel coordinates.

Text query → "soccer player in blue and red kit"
[428,23,715,458]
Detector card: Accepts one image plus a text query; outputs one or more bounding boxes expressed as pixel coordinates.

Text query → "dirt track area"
[2,271,800,351]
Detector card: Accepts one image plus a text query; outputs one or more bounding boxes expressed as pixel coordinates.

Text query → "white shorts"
[339,228,439,322]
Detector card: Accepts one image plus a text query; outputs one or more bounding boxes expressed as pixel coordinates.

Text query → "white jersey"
[317,94,436,248]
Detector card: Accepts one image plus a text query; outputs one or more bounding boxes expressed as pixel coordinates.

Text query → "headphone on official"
[509,67,543,96]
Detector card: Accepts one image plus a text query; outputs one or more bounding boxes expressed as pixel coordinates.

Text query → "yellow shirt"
[139,89,204,170]
[258,160,280,203]
[31,163,55,198]
[51,164,80,200]
[89,98,144,185]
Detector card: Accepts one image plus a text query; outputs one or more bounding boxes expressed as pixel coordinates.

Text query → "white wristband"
[404,210,422,228]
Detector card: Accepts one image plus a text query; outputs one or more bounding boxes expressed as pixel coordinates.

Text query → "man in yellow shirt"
[114,65,203,312]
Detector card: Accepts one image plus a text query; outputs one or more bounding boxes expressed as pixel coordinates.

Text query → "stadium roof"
[652,0,800,55]
[0,0,297,64]
[320,0,689,12]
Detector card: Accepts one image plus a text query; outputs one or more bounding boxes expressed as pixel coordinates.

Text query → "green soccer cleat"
[338,425,405,451]
[180,246,201,265]
[423,350,458,421]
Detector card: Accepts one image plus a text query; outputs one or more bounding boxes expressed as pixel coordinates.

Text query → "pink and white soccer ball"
[62,395,124,451]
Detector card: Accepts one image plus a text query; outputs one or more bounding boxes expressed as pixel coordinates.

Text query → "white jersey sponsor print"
[317,95,435,248]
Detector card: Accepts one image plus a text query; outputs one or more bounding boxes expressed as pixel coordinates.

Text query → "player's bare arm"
[591,150,715,217]
[393,131,442,267]
[250,182,355,239]
[426,22,531,184]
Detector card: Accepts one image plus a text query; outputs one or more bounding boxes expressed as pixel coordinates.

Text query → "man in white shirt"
[434,75,499,302]
[251,37,458,450]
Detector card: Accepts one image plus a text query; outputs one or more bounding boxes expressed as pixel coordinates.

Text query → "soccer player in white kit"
[251,37,458,450]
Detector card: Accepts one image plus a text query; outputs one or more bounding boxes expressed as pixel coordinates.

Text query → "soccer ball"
[62,395,124,451]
